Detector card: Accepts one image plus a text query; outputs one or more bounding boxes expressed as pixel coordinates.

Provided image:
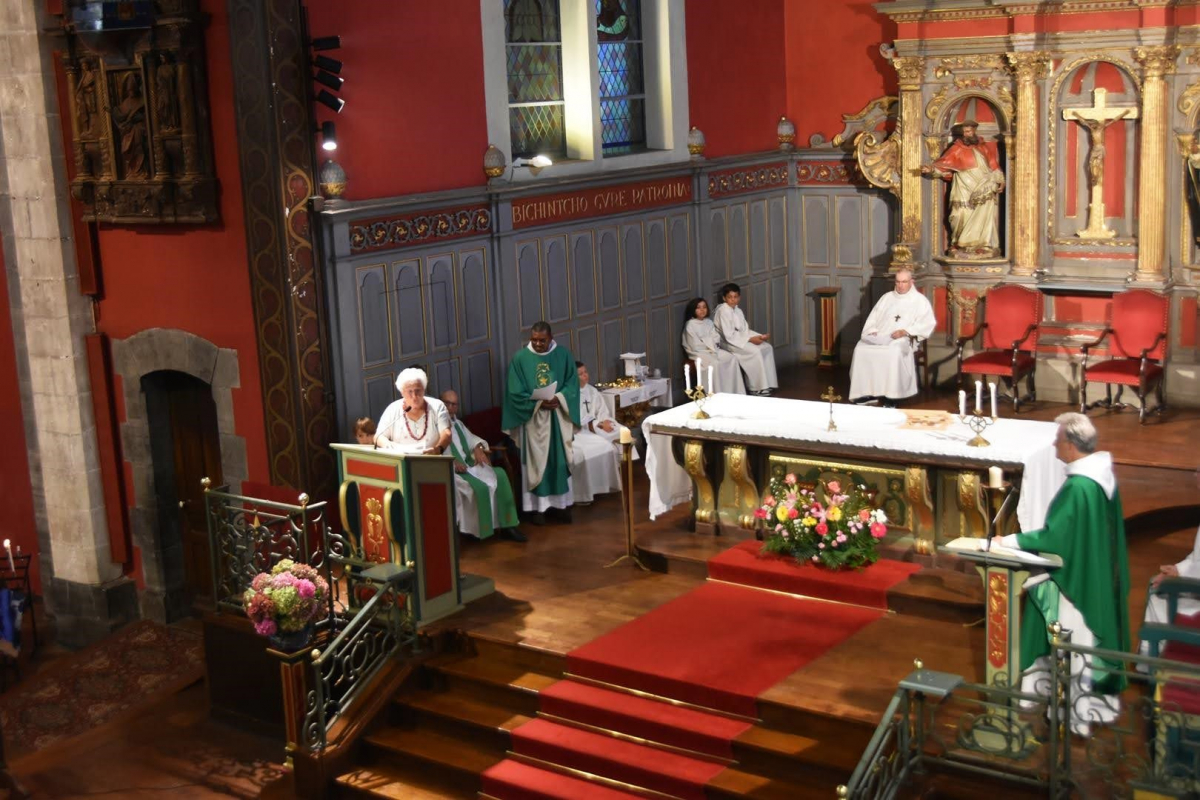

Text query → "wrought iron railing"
[202,480,327,613]
[842,629,1200,799]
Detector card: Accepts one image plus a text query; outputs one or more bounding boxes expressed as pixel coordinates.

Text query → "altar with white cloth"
[641,394,1065,551]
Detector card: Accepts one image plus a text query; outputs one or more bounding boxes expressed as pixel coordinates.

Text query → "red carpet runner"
[707,539,922,610]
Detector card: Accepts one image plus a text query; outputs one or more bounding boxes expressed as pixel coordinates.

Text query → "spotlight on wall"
[311,35,341,51]
[313,54,342,74]
[513,154,553,175]
[320,120,337,151]
[315,70,344,91]
[316,89,345,113]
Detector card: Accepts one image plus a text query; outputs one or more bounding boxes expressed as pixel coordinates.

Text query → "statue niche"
[58,1,217,224]
[921,101,1007,261]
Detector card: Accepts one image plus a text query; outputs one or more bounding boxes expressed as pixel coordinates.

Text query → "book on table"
[944,537,1063,568]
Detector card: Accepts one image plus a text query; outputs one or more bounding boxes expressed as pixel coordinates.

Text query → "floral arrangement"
[243,559,329,637]
[755,474,889,570]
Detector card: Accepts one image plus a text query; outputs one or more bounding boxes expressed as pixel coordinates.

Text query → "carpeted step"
[539,679,751,759]
[402,687,534,743]
[361,725,502,789]
[707,540,921,609]
[427,652,559,715]
[482,759,647,800]
[510,717,726,800]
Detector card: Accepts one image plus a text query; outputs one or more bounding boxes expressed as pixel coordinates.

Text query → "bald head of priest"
[847,269,936,407]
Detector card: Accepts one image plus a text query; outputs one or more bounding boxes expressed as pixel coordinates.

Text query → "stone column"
[0,0,135,645]
[1007,52,1050,276]
[892,56,925,267]
[1134,45,1180,281]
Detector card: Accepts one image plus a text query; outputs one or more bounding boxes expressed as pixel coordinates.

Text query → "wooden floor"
[8,369,1199,796]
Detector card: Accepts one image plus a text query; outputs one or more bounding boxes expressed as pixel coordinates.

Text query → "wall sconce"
[319,120,337,151]
[513,154,553,175]
[316,89,344,113]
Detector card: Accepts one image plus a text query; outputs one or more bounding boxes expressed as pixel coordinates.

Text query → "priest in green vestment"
[501,321,581,524]
[998,412,1130,737]
[440,390,524,542]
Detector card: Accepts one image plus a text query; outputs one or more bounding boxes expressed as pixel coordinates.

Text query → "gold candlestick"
[820,385,841,432]
[606,438,649,571]
[957,408,997,447]
[686,385,710,419]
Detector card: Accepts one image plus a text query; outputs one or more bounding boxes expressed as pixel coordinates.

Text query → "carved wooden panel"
[58,2,218,223]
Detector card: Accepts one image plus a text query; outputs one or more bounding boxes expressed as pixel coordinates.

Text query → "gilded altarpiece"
[56,1,218,224]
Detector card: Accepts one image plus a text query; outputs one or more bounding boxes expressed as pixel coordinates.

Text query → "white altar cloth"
[641,394,1065,532]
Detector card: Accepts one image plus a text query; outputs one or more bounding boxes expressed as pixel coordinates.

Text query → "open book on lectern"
[943,537,1063,568]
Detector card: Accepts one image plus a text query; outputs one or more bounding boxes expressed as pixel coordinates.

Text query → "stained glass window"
[505,0,566,160]
[595,0,646,156]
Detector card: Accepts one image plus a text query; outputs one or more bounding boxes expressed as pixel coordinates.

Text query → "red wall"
[685,0,787,158]
[785,1,896,146]
[305,0,489,200]
[92,0,269,499]
[0,231,41,594]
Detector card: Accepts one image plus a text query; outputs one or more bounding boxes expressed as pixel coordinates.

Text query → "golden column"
[1006,53,1050,276]
[893,56,926,267]
[1134,46,1180,281]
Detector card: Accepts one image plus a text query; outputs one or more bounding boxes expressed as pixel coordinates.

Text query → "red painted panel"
[934,287,948,333]
[1104,120,1126,217]
[1053,296,1112,324]
[419,482,452,601]
[345,459,398,483]
[1182,297,1198,349]
[690,0,787,158]
[306,0,488,199]
[85,334,131,566]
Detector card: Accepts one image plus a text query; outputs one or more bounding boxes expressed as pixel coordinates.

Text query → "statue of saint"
[155,54,179,132]
[75,63,97,138]
[921,120,1005,259]
[112,71,148,179]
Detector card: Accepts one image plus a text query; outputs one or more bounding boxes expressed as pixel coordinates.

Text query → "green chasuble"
[501,342,581,497]
[1016,475,1130,694]
[447,421,519,538]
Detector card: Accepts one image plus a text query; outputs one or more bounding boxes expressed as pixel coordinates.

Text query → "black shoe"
[547,507,573,524]
[526,511,546,526]
[882,398,899,408]
[501,527,528,542]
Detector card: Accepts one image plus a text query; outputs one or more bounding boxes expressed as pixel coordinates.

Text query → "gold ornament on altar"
[820,386,841,432]
[686,384,710,419]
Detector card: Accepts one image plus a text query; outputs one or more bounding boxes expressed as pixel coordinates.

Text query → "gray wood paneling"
[459,249,490,343]
[622,223,645,304]
[365,372,395,423]
[626,312,647,360]
[706,208,726,290]
[357,265,391,368]
[769,196,787,269]
[750,199,768,274]
[770,273,789,346]
[516,240,542,328]
[600,319,624,381]
[394,260,426,357]
[649,305,672,379]
[668,213,690,295]
[575,324,600,374]
[836,196,863,269]
[598,227,621,310]
[427,255,457,350]
[803,275,832,346]
[571,232,596,317]
[465,351,493,411]
[729,203,748,278]
[803,196,829,266]
[748,282,769,333]
[432,356,460,398]
[838,275,866,354]
[647,219,668,299]
[544,236,570,323]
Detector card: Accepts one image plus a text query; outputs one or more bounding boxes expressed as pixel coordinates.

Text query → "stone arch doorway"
[112,329,247,623]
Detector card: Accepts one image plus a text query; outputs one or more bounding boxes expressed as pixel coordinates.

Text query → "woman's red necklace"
[404,408,428,441]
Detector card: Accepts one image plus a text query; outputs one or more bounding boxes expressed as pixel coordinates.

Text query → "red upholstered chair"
[955,284,1042,412]
[1079,289,1168,424]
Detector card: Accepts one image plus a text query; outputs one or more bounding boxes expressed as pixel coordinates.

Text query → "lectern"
[331,444,493,626]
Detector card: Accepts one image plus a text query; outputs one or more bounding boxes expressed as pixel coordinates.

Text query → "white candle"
[619,426,632,444]
[958,390,966,417]
[3,539,13,574]
[989,382,998,419]
[707,365,713,393]
[684,363,691,392]
[975,381,982,413]
[988,466,1003,489]
[696,359,703,389]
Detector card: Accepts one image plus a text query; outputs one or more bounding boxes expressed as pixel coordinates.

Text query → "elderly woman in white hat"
[374,367,452,455]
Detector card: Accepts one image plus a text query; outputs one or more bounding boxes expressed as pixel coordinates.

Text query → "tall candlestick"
[707,365,713,393]
[958,390,966,416]
[684,363,691,392]
[989,382,998,418]
[975,380,982,412]
[695,359,703,388]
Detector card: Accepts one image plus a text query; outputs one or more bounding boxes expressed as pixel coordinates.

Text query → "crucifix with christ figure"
[1062,87,1137,240]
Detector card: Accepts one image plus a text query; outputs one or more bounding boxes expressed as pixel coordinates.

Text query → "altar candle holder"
[686,385,711,419]
[957,408,997,447]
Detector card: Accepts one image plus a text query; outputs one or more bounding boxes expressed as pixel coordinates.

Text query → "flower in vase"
[827,507,843,522]
[816,522,828,536]
[784,474,798,486]
[870,522,887,538]
[787,507,799,520]
[859,508,871,522]
[763,494,776,507]
[776,505,790,523]
[754,508,769,520]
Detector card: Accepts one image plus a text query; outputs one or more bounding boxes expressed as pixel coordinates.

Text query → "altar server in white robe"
[848,268,936,406]
[713,282,778,395]
[682,297,745,395]
[572,362,624,504]
[1141,465,1200,644]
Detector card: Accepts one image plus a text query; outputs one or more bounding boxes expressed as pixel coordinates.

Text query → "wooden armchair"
[956,284,1042,412]
[1080,289,1168,424]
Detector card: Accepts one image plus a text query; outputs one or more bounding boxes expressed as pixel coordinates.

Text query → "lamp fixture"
[316,89,344,113]
[313,54,342,74]
[310,35,341,51]
[315,70,343,91]
[319,120,337,151]
[514,154,553,174]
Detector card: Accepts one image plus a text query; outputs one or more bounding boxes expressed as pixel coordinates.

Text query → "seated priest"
[502,321,580,525]
[374,368,452,455]
[996,413,1130,737]
[353,417,376,446]
[848,268,935,407]
[713,282,777,396]
[682,297,745,395]
[1139,464,1200,653]
[572,361,629,505]
[439,390,525,543]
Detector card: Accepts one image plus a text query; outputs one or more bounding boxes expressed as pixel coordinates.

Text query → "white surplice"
[682,319,746,395]
[712,303,777,392]
[848,289,936,401]
[573,383,624,503]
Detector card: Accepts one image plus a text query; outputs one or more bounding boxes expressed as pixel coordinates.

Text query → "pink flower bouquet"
[758,473,889,570]
[243,559,330,637]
